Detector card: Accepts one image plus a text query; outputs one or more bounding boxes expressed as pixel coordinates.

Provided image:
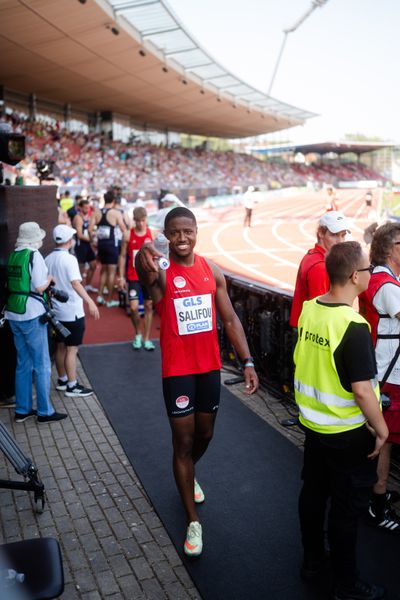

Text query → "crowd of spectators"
[3,111,385,197]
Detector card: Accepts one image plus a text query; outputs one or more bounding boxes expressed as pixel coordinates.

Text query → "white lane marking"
[211,222,294,290]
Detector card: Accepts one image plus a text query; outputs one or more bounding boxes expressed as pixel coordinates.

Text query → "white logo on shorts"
[129,289,138,299]
[176,395,189,409]
[173,276,186,289]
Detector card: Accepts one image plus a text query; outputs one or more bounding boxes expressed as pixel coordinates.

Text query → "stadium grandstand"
[0,1,390,196]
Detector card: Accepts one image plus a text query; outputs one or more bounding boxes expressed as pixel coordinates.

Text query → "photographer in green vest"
[294,241,388,600]
[5,222,67,424]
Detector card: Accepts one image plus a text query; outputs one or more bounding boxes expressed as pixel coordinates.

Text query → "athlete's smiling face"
[165,216,197,261]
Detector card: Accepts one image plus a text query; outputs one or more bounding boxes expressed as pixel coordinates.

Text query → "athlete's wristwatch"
[242,357,255,368]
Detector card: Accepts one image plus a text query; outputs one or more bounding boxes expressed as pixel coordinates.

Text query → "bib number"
[174,294,213,336]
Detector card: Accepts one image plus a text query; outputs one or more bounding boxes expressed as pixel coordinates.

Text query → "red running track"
[84,188,376,345]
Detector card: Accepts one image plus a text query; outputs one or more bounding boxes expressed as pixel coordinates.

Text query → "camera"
[36,159,55,182]
[39,308,70,339]
[0,126,25,165]
[0,121,26,184]
[39,284,70,339]
[47,284,69,303]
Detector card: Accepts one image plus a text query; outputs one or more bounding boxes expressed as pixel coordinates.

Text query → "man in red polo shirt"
[289,211,350,328]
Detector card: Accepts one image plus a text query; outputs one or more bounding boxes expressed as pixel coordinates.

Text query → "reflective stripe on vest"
[294,379,358,409]
[294,299,376,434]
[299,405,366,427]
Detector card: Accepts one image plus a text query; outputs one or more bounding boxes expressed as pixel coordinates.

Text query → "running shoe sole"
[65,390,93,397]
[194,479,205,503]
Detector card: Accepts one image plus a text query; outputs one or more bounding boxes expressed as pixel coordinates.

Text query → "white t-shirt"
[45,249,84,321]
[5,248,48,321]
[243,190,255,210]
[373,265,400,384]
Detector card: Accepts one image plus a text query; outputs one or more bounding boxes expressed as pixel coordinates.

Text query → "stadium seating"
[3,111,385,197]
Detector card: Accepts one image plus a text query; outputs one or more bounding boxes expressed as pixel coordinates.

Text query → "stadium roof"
[252,141,395,156]
[0,0,316,138]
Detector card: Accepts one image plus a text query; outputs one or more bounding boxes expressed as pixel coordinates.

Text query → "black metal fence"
[220,271,296,399]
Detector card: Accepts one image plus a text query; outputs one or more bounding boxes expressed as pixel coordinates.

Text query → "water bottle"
[153,233,170,270]
[1,568,25,587]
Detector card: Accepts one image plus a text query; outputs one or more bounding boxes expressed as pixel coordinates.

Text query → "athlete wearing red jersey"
[289,211,350,327]
[136,207,259,557]
[119,206,155,350]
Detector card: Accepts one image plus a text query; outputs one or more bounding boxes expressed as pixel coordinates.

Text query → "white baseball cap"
[161,193,180,204]
[319,211,351,234]
[53,224,76,244]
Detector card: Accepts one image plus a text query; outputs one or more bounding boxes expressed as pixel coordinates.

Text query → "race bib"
[174,294,213,336]
[97,225,111,240]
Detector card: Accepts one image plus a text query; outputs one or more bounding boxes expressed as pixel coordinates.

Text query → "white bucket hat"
[16,222,46,246]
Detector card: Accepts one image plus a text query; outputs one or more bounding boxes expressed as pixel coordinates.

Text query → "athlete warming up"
[136,207,259,557]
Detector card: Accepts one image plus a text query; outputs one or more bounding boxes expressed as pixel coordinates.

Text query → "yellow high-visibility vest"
[294,298,380,434]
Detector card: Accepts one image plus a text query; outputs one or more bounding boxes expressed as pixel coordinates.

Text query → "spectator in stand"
[72,199,97,292]
[45,225,100,397]
[118,207,155,351]
[4,110,387,195]
[94,190,127,308]
[359,222,400,533]
[289,211,350,328]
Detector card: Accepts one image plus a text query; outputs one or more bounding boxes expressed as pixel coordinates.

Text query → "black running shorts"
[97,241,119,265]
[162,370,220,418]
[128,280,151,302]
[55,316,85,346]
[75,241,96,264]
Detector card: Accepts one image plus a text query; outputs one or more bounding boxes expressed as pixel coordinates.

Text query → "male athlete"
[118,206,155,350]
[136,207,258,557]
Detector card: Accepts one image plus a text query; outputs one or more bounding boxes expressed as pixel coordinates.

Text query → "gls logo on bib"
[173,294,213,335]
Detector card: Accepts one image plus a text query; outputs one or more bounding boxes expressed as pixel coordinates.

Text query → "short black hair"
[164,207,196,230]
[104,190,116,204]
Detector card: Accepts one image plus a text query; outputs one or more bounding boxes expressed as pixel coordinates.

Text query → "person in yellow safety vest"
[294,240,388,600]
[59,190,74,213]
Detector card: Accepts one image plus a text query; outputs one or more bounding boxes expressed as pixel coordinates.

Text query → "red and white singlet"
[156,254,222,378]
[127,227,152,281]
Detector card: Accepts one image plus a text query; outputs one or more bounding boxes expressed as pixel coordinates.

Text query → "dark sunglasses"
[349,265,374,278]
[356,265,374,274]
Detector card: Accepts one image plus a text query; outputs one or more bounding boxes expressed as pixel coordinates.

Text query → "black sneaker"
[300,551,329,581]
[65,383,93,398]
[386,489,400,504]
[15,409,37,423]
[368,505,400,532]
[37,412,68,423]
[56,378,68,391]
[332,579,386,600]
[0,399,16,409]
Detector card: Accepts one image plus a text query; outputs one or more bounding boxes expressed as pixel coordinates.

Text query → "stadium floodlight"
[268,0,329,96]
